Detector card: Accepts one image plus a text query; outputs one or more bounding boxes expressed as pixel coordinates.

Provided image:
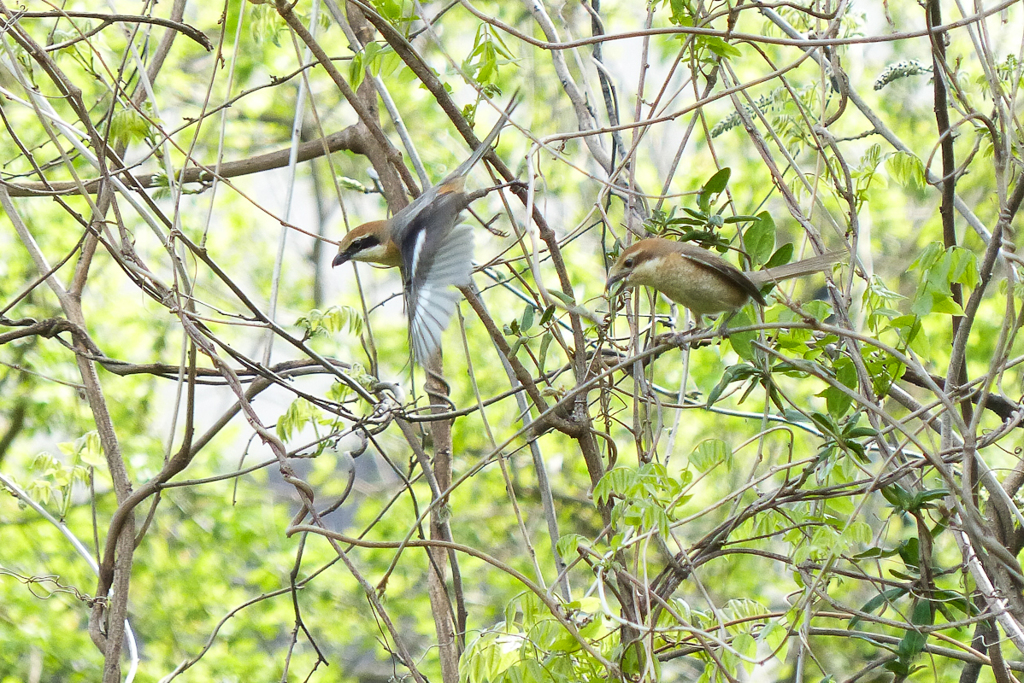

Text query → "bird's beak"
[605,271,626,291]
[332,251,350,268]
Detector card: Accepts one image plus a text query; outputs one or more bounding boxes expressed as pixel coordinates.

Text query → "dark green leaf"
[539,304,556,326]
[728,309,756,360]
[849,587,906,629]
[764,243,794,269]
[744,212,776,266]
[699,168,731,211]
[706,363,758,406]
[723,214,762,224]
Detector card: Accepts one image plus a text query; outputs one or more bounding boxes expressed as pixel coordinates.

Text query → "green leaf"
[593,467,636,505]
[555,534,587,558]
[927,293,965,315]
[699,168,731,211]
[822,356,857,419]
[666,0,694,24]
[349,51,366,90]
[727,309,756,360]
[759,620,789,661]
[849,587,907,629]
[704,36,742,59]
[932,589,974,619]
[78,431,105,468]
[276,399,319,442]
[296,306,362,338]
[706,363,759,406]
[520,304,535,332]
[537,332,553,375]
[723,214,761,224]
[690,439,732,473]
[880,483,910,509]
[462,24,517,86]
[764,243,794,269]
[948,246,979,288]
[896,600,932,661]
[744,212,776,266]
[621,640,646,677]
[851,546,900,560]
[911,488,950,509]
[110,107,151,148]
[327,380,351,403]
[549,289,575,305]
[897,538,921,569]
[886,151,927,189]
[373,0,403,21]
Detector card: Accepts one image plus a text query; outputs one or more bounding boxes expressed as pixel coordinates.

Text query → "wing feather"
[675,242,767,306]
[405,222,475,361]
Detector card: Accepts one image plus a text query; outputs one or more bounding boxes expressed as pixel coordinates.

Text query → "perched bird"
[333,95,519,362]
[606,237,841,324]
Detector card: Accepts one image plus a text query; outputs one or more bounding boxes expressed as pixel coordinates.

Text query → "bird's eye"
[623,257,634,268]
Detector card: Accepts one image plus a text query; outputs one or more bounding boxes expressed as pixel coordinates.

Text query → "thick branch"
[3,127,368,197]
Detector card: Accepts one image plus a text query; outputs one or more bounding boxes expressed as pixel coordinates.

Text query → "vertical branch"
[926,0,974,427]
[424,355,462,682]
[0,187,136,682]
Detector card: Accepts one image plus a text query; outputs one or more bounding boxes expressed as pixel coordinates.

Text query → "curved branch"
[13,10,213,50]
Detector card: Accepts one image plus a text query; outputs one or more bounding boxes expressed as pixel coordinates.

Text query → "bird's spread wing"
[399,193,474,361]
[387,92,518,361]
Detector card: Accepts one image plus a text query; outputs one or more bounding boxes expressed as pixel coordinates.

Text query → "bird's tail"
[749,251,844,285]
[447,90,521,182]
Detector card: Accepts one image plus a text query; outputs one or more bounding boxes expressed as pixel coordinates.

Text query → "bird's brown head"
[333,220,402,269]
[605,239,672,293]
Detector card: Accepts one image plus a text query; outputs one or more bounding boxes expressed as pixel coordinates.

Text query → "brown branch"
[0,316,80,345]
[12,10,212,50]
[273,0,411,206]
[899,366,1021,425]
[2,127,368,197]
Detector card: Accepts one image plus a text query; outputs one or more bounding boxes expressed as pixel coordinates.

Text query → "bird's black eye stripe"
[350,235,380,251]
